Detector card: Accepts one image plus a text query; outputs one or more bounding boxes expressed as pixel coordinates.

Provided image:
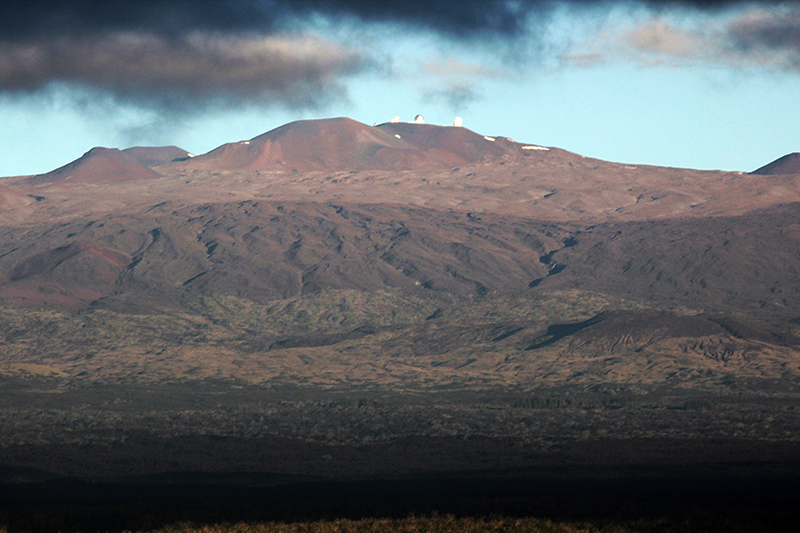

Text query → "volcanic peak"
[751,152,800,175]
[186,117,520,172]
[24,147,162,187]
[122,146,193,167]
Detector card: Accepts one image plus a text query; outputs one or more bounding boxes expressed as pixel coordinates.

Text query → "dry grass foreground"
[45,516,690,533]
[2,517,610,533]
[4,512,800,533]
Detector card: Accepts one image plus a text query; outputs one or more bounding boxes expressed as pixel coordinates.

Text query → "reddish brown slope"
[122,146,192,167]
[375,122,509,166]
[24,147,161,187]
[751,153,800,175]
[541,203,800,318]
[185,117,522,172]
[187,117,422,171]
[0,185,34,209]
[0,241,130,308]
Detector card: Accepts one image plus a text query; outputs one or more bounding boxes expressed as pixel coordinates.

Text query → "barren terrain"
[1,118,799,503]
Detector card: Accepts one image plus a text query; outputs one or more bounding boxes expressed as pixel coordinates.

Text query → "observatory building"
[413,114,425,124]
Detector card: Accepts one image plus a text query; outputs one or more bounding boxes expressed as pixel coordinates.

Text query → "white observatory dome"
[413,114,425,124]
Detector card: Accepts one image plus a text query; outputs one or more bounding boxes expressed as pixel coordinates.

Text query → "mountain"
[1,118,799,339]
[122,146,193,167]
[1,117,800,493]
[751,152,800,175]
[2,197,800,391]
[182,117,528,172]
[22,147,161,187]
[375,121,512,163]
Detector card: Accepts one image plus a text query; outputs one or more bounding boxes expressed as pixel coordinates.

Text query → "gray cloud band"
[2,0,798,110]
[3,1,793,40]
[0,33,370,109]
[617,7,800,71]
[728,8,800,68]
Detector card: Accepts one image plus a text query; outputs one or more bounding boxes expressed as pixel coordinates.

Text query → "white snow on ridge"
[522,145,549,151]
[483,136,496,142]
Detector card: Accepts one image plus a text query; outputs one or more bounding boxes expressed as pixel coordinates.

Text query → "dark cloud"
[0,33,369,110]
[2,1,797,111]
[0,0,540,111]
[1,1,279,39]
[2,1,791,41]
[727,8,800,68]
[614,7,800,71]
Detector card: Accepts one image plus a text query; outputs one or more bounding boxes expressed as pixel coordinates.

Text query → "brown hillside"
[0,241,130,308]
[751,152,800,175]
[184,117,520,172]
[4,117,800,494]
[2,199,800,323]
[0,202,560,311]
[0,185,34,209]
[526,309,799,355]
[1,117,799,385]
[375,122,510,166]
[122,146,192,167]
[186,117,419,171]
[23,147,162,187]
[541,203,800,318]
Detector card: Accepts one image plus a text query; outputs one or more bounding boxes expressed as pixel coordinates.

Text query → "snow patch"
[241,141,250,145]
[395,134,401,139]
[483,136,496,142]
[522,145,549,151]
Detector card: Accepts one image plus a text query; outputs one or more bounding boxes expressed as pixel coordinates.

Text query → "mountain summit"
[184,117,519,172]
[751,152,800,175]
[122,146,192,167]
[24,147,161,187]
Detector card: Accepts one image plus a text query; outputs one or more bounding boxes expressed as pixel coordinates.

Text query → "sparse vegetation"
[2,284,799,484]
[2,145,800,527]
[4,492,800,533]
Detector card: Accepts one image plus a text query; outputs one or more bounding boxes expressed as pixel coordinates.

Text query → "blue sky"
[1,1,799,176]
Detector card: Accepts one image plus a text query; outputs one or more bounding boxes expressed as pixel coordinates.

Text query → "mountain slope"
[183,117,524,172]
[374,122,510,166]
[22,147,162,187]
[751,153,800,175]
[122,146,193,167]
[0,241,130,308]
[0,117,798,389]
[2,117,800,491]
[544,203,800,318]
